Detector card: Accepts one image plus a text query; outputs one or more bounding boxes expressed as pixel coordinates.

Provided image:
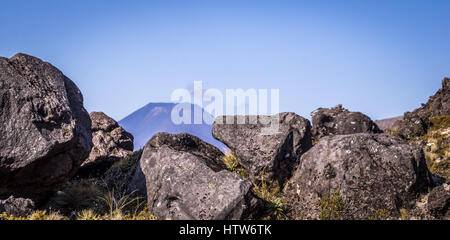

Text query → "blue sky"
[1,0,449,121]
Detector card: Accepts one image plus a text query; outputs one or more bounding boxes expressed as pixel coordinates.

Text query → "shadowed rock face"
[103,150,147,198]
[0,196,35,217]
[212,112,312,187]
[78,112,133,176]
[140,132,261,220]
[284,133,433,220]
[311,105,381,141]
[393,78,450,140]
[0,53,92,201]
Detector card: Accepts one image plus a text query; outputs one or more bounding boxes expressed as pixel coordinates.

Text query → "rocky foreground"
[0,54,449,220]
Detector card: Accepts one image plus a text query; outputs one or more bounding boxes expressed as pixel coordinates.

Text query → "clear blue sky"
[1,0,449,121]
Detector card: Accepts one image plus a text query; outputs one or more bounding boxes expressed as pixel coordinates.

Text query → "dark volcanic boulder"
[140,132,261,220]
[0,53,92,201]
[393,77,450,140]
[283,133,433,220]
[212,112,312,187]
[427,181,450,220]
[78,112,134,175]
[311,104,381,141]
[0,196,35,217]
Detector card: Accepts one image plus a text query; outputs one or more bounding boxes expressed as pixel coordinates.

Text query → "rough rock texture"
[0,196,35,217]
[140,132,262,220]
[283,133,433,220]
[393,77,450,140]
[427,181,450,219]
[311,105,381,141]
[0,53,92,201]
[212,112,312,187]
[78,112,134,175]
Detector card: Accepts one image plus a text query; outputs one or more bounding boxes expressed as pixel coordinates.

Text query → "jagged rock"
[0,53,92,201]
[140,132,262,220]
[212,112,312,187]
[311,104,381,141]
[0,196,35,217]
[283,133,433,220]
[393,77,450,140]
[427,181,450,219]
[78,112,134,176]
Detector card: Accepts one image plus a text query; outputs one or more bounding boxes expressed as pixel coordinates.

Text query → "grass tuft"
[222,152,249,178]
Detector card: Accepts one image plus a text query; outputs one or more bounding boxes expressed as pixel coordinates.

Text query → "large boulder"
[140,132,261,220]
[212,112,312,187]
[393,77,450,140]
[283,133,433,220]
[78,112,134,176]
[311,104,381,141]
[427,181,450,220]
[0,53,92,201]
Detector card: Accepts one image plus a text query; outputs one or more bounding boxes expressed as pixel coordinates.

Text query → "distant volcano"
[118,102,227,151]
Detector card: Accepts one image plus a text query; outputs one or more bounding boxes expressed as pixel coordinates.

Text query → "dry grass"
[221,152,249,178]
[1,210,67,220]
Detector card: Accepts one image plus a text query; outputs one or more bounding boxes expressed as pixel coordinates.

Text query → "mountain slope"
[118,102,226,151]
[374,116,403,131]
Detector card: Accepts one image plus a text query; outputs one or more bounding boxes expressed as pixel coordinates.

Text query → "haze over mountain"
[118,102,227,151]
